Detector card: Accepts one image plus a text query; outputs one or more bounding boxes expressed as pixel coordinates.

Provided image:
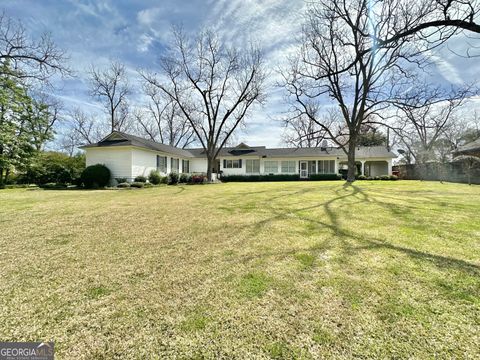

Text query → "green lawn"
[0,181,479,359]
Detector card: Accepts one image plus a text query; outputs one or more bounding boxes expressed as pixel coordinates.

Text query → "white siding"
[131,148,191,178]
[85,147,132,181]
[190,158,208,173]
[131,148,157,179]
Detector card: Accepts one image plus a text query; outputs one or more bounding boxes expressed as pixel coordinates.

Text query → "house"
[453,138,480,158]
[80,131,396,182]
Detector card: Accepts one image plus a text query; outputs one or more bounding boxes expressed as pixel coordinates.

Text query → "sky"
[2,0,479,147]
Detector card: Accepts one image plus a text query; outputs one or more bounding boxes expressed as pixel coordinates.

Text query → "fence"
[394,162,480,185]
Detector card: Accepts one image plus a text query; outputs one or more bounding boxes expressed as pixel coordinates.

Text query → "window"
[224,159,242,168]
[156,155,167,173]
[246,159,260,173]
[182,159,190,173]
[171,158,179,173]
[317,160,335,174]
[281,160,296,173]
[264,160,278,174]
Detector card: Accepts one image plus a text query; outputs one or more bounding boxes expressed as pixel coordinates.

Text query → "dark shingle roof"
[454,139,480,155]
[80,131,194,158]
[80,132,396,159]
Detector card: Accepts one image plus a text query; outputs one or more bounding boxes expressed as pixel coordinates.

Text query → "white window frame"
[264,160,279,174]
[281,160,296,173]
[157,155,167,173]
[246,159,260,173]
[317,160,335,174]
[171,158,179,173]
[225,159,242,169]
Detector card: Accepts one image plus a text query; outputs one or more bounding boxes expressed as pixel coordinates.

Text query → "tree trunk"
[0,167,4,186]
[207,156,213,182]
[346,141,356,183]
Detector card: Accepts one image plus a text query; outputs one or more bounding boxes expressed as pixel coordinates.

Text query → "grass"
[0,181,479,359]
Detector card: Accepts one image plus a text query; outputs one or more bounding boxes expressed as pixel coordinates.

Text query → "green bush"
[148,170,162,185]
[356,175,367,180]
[116,182,130,188]
[17,152,85,185]
[179,173,191,183]
[81,164,111,189]
[130,182,145,188]
[168,172,179,185]
[160,176,168,184]
[115,177,127,184]
[390,175,399,180]
[221,174,300,182]
[380,175,390,180]
[309,174,342,181]
[134,175,147,183]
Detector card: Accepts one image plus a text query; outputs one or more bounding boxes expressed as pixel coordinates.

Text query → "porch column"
[388,159,393,175]
[361,160,365,175]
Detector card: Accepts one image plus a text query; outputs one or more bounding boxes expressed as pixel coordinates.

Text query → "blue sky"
[2,0,479,147]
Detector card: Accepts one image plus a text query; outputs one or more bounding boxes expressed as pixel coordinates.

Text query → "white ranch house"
[81,132,396,182]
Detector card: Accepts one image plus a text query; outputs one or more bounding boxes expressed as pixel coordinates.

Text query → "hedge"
[221,174,300,182]
[309,174,342,181]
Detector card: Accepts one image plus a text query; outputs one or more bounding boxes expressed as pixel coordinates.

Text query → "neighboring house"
[453,139,480,158]
[80,131,396,182]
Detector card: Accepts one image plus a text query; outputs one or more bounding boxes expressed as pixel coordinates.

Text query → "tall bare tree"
[0,11,70,82]
[135,81,195,148]
[318,1,480,77]
[141,28,266,180]
[89,61,130,132]
[390,84,472,163]
[283,0,425,182]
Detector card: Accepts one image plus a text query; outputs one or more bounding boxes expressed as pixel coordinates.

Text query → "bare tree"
[0,11,70,82]
[283,0,425,182]
[135,81,195,148]
[282,111,335,148]
[89,61,130,132]
[65,108,103,147]
[390,84,472,164]
[315,1,480,78]
[141,28,266,181]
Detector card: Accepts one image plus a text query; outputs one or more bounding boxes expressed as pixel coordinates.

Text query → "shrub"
[130,182,145,188]
[179,173,191,183]
[17,151,85,185]
[309,174,342,181]
[356,175,367,180]
[116,182,130,188]
[115,177,127,184]
[168,172,179,185]
[148,171,162,185]
[134,175,147,183]
[191,174,207,184]
[160,176,168,184]
[380,175,390,180]
[221,174,300,182]
[81,164,111,189]
[390,175,399,180]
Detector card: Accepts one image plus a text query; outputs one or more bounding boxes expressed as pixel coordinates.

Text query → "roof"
[454,138,480,155]
[79,131,194,158]
[80,132,396,159]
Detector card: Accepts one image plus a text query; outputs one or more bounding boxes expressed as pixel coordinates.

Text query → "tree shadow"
[240,182,480,276]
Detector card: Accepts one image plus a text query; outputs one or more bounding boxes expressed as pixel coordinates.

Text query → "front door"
[300,161,308,179]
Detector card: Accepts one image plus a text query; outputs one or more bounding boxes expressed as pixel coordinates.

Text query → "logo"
[0,342,54,360]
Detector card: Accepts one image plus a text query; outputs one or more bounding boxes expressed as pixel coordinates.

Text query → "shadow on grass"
[241,181,480,275]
